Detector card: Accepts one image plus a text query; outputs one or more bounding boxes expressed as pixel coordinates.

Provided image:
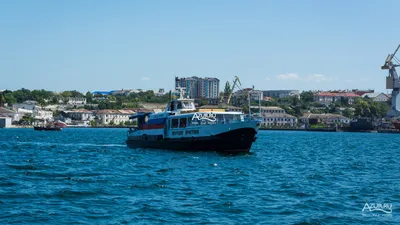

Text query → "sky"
[0,0,399,94]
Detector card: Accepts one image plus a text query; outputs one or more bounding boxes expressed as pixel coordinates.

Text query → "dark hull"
[126,128,257,153]
[34,127,62,131]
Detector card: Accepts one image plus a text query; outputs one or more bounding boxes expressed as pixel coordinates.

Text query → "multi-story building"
[62,109,95,121]
[95,109,136,125]
[361,93,389,102]
[313,92,359,105]
[230,89,263,106]
[33,109,53,121]
[67,97,87,105]
[12,100,38,111]
[175,76,220,99]
[251,106,298,127]
[263,90,299,98]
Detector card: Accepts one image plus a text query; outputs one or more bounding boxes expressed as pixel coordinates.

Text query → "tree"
[3,91,17,105]
[342,108,354,119]
[300,91,314,103]
[86,91,93,103]
[90,120,97,127]
[224,81,231,96]
[0,92,5,107]
[354,99,371,117]
[242,105,249,114]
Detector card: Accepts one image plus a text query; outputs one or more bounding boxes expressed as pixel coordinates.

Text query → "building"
[0,107,17,121]
[251,106,297,127]
[175,76,220,99]
[0,117,12,128]
[231,89,263,106]
[233,89,263,100]
[313,92,359,105]
[300,113,350,125]
[33,109,53,121]
[12,100,38,111]
[57,97,87,105]
[155,88,165,97]
[262,113,298,127]
[263,90,300,98]
[353,89,374,96]
[361,93,390,102]
[62,109,95,121]
[92,91,113,95]
[95,109,136,125]
[252,106,285,114]
[67,97,86,105]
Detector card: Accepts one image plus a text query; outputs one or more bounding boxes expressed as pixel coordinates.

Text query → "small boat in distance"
[126,88,260,153]
[33,121,63,131]
[34,126,62,131]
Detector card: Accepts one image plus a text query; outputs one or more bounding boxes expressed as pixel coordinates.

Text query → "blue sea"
[0,128,399,224]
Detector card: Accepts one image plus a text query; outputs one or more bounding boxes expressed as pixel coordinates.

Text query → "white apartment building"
[63,109,95,121]
[263,90,299,98]
[251,106,297,126]
[67,97,87,105]
[12,100,38,111]
[33,109,53,121]
[96,109,136,125]
[262,114,298,127]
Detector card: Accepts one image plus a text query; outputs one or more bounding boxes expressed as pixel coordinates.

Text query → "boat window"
[216,114,224,123]
[171,119,179,128]
[180,118,187,128]
[177,102,183,109]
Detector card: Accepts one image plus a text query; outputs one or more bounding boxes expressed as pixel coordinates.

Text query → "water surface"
[0,128,399,224]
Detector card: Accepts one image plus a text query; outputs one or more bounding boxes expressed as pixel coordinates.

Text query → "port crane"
[220,76,242,105]
[382,44,400,117]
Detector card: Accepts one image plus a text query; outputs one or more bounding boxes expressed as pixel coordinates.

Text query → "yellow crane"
[220,76,242,105]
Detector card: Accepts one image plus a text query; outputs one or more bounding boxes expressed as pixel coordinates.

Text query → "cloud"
[264,77,271,81]
[140,77,150,81]
[276,73,300,80]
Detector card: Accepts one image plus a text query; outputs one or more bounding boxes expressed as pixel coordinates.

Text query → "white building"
[361,93,389,102]
[234,89,264,100]
[67,97,87,105]
[12,100,38,111]
[313,92,359,106]
[263,90,299,98]
[95,109,136,125]
[0,117,12,128]
[0,107,18,121]
[262,113,298,127]
[251,106,297,126]
[63,109,94,121]
[252,106,285,114]
[33,109,53,121]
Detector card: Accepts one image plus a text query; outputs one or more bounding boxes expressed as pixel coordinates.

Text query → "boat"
[126,88,261,153]
[33,122,62,131]
[34,126,62,131]
[53,120,68,128]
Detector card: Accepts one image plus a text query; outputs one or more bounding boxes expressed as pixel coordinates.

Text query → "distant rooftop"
[92,91,113,95]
